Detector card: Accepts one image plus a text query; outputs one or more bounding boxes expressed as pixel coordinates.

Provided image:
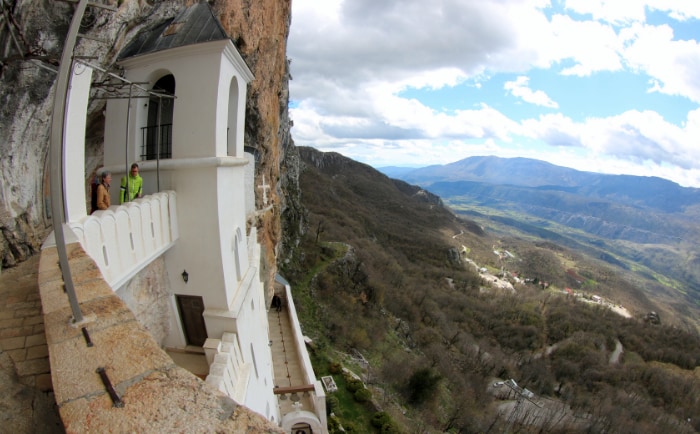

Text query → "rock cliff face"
[0,0,299,282]
[298,146,444,207]
[216,0,297,287]
[0,0,68,267]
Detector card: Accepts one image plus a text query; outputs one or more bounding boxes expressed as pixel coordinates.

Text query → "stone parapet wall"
[38,243,282,433]
[278,277,327,430]
[204,333,250,405]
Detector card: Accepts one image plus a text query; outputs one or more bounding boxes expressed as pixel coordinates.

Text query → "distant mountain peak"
[383,155,699,213]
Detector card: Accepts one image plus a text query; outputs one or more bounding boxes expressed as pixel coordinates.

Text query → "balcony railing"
[140,124,173,160]
[204,333,251,405]
[274,275,327,430]
[68,191,178,289]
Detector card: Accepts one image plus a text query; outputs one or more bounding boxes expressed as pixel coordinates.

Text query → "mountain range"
[380,156,700,313]
[381,156,700,214]
[288,147,700,432]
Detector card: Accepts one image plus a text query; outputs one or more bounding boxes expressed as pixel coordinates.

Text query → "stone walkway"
[0,255,64,433]
[269,305,313,413]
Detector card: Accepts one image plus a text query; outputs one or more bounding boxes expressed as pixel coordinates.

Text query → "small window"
[233,231,242,281]
[250,343,259,378]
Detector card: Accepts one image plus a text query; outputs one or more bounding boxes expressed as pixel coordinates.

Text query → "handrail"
[273,384,316,394]
[140,124,173,160]
[48,0,91,323]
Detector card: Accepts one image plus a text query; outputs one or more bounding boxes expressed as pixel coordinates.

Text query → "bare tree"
[314,220,324,244]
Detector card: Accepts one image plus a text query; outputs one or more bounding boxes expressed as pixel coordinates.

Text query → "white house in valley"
[47,2,325,432]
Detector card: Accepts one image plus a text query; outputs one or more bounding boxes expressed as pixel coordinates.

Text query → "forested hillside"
[283,147,700,434]
[387,156,700,326]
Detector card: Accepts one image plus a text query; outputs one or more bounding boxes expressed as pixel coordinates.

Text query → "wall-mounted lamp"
[181,270,189,283]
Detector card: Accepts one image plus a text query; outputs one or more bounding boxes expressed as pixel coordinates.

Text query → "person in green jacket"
[120,163,143,203]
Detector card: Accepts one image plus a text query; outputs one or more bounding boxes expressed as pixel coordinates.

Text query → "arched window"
[227,76,239,156]
[233,228,242,281]
[142,74,175,160]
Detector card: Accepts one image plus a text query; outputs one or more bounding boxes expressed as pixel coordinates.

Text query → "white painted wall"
[64,62,93,223]
[105,40,253,167]
[217,165,249,302]
[102,37,278,423]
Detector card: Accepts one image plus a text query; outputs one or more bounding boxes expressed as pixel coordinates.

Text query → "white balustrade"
[204,332,250,404]
[281,280,327,424]
[69,191,178,290]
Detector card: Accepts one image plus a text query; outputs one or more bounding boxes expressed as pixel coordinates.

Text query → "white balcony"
[44,191,178,290]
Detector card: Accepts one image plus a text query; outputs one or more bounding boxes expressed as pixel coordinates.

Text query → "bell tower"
[102,2,278,423]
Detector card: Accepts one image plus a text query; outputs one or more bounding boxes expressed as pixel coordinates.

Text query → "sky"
[286,0,700,188]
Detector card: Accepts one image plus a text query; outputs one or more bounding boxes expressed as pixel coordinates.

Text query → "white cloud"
[522,109,700,171]
[521,113,583,147]
[621,23,700,103]
[565,0,700,24]
[651,0,700,21]
[550,15,624,75]
[565,0,648,24]
[288,0,700,187]
[504,76,559,108]
[289,0,552,99]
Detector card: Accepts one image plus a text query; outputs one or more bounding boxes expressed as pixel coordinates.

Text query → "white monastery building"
[48,3,326,433]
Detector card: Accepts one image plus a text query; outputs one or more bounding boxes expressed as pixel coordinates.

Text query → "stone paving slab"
[268,308,314,413]
[49,318,175,405]
[0,254,64,433]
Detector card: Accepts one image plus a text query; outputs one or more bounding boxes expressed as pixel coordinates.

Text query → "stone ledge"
[40,243,283,433]
[48,319,174,405]
[39,266,112,316]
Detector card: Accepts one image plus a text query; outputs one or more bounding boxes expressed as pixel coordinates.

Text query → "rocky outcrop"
[391,179,444,207]
[115,256,171,346]
[1,0,171,266]
[0,0,67,267]
[216,0,293,289]
[0,0,295,290]
[279,143,305,264]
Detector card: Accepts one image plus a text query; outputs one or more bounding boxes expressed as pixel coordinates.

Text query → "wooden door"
[176,295,208,346]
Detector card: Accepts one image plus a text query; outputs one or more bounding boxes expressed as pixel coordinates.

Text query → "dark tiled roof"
[118,2,229,61]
